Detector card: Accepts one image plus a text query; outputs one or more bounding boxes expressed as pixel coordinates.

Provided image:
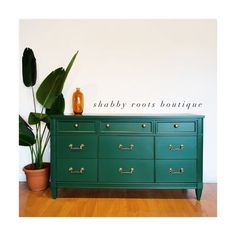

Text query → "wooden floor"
[19,183,217,217]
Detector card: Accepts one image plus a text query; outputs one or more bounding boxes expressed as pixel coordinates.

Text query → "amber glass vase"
[72,88,84,114]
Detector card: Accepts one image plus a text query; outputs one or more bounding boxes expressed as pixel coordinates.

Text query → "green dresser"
[50,114,204,200]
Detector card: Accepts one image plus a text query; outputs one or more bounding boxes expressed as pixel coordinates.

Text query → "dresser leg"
[51,187,57,199]
[195,188,203,200]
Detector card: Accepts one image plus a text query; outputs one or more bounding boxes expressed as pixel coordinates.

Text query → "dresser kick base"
[51,183,203,200]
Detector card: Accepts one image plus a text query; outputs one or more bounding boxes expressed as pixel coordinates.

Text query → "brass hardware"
[118,167,134,174]
[168,144,184,151]
[68,143,85,150]
[105,124,110,128]
[118,144,134,150]
[74,123,79,128]
[169,168,184,174]
[173,123,179,128]
[68,167,85,174]
[142,124,146,128]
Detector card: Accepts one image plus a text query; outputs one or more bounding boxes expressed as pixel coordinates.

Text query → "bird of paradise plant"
[19,48,78,169]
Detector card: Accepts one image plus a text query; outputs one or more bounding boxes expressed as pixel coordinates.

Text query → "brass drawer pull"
[169,168,184,174]
[118,144,134,150]
[173,123,179,128]
[118,167,134,174]
[68,167,85,174]
[168,144,184,151]
[68,143,85,150]
[74,123,79,128]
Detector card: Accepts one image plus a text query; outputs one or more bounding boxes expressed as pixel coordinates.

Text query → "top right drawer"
[156,122,196,133]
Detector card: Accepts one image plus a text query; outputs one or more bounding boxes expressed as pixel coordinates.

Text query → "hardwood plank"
[19,183,217,217]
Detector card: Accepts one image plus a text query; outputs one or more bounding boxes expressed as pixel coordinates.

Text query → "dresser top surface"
[51,113,205,119]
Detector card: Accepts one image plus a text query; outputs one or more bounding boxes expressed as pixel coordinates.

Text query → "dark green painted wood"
[56,182,198,189]
[195,188,203,200]
[50,114,204,200]
[156,136,197,159]
[100,121,153,133]
[51,185,57,199]
[51,114,205,120]
[99,136,154,159]
[156,160,197,183]
[57,121,96,132]
[57,159,97,182]
[57,135,97,158]
[157,121,196,133]
[196,121,204,200]
[99,159,154,183]
[50,118,57,199]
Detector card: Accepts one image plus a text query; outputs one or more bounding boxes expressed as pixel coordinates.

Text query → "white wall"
[19,19,217,182]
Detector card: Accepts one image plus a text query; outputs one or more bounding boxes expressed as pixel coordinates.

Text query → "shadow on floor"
[57,188,197,199]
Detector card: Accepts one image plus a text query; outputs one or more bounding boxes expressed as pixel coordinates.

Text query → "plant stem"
[37,121,42,168]
[41,131,50,157]
[38,122,47,169]
[31,86,40,166]
[41,106,45,115]
[31,87,37,113]
[29,146,34,166]
[41,123,47,140]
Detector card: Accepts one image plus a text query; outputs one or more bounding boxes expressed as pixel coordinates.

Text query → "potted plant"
[19,48,78,191]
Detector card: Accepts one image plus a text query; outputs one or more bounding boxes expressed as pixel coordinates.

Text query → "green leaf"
[64,51,78,78]
[28,112,49,125]
[36,51,78,109]
[45,94,65,131]
[19,115,32,130]
[46,94,65,115]
[19,115,36,146]
[36,68,65,109]
[22,48,37,87]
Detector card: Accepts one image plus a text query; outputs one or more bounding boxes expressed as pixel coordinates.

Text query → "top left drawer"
[57,121,96,133]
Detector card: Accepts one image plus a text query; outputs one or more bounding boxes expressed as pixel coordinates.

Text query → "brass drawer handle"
[173,123,179,128]
[74,123,79,128]
[118,167,134,174]
[118,144,134,150]
[68,167,85,174]
[168,144,184,151]
[68,143,85,150]
[169,168,184,174]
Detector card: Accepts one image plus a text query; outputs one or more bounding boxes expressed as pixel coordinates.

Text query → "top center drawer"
[100,121,153,133]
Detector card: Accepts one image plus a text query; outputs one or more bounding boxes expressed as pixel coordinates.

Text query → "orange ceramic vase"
[72,88,84,114]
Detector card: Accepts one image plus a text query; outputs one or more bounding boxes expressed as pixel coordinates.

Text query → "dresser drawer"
[100,121,152,133]
[57,159,97,182]
[57,135,97,158]
[157,122,195,133]
[156,136,196,159]
[156,160,196,182]
[99,160,154,183]
[57,121,96,132]
[99,136,154,159]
